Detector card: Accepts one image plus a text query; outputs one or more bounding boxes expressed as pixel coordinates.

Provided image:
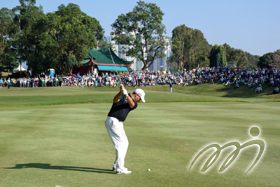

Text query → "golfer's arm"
[113,91,122,103]
[126,95,135,108]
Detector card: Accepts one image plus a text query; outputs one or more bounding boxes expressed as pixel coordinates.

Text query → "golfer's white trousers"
[105,116,129,170]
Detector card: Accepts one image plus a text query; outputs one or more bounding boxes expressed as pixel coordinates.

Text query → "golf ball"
[148,169,150,171]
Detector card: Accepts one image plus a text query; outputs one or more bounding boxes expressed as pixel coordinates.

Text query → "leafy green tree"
[232,49,249,68]
[244,52,258,68]
[171,25,190,70]
[166,54,179,73]
[171,24,210,70]
[270,50,280,68]
[223,43,257,68]
[223,43,234,62]
[10,1,104,76]
[12,0,46,75]
[111,0,167,70]
[258,52,275,68]
[0,8,18,71]
[1,49,17,71]
[189,29,211,68]
[209,44,226,67]
[50,3,104,75]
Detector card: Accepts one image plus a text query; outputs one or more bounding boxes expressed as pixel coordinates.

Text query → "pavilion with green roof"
[73,48,134,75]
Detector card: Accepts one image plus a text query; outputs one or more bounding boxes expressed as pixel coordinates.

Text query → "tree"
[271,50,280,68]
[166,54,179,73]
[258,52,275,68]
[111,0,167,70]
[12,0,46,75]
[244,52,258,68]
[189,29,211,68]
[0,7,18,71]
[209,44,226,67]
[50,3,104,75]
[232,49,249,68]
[223,43,258,68]
[223,43,234,62]
[171,24,210,70]
[171,25,189,70]
[10,1,104,76]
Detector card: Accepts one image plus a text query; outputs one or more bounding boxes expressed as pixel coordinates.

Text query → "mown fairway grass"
[0,84,279,187]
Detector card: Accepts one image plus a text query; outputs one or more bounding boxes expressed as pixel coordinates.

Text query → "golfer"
[105,84,145,174]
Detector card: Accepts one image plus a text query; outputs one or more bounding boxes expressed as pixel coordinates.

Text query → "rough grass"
[0,85,279,187]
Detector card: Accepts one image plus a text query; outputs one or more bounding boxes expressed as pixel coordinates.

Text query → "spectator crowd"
[1,67,279,94]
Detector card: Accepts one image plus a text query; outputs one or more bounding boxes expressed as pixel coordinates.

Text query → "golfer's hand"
[120,84,128,98]
[123,89,128,98]
[120,84,124,92]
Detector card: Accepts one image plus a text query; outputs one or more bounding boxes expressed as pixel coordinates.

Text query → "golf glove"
[123,89,128,98]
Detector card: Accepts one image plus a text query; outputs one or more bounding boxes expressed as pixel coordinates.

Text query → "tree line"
[1,0,279,76]
[0,0,103,76]
[169,24,270,70]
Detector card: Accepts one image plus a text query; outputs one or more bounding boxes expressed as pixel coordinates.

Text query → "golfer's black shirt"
[108,94,137,122]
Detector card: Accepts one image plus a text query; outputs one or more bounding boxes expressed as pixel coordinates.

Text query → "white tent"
[13,64,27,72]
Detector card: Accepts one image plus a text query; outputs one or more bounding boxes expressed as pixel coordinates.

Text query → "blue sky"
[2,0,280,56]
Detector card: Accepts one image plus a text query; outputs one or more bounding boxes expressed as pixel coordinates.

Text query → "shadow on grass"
[5,163,115,174]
